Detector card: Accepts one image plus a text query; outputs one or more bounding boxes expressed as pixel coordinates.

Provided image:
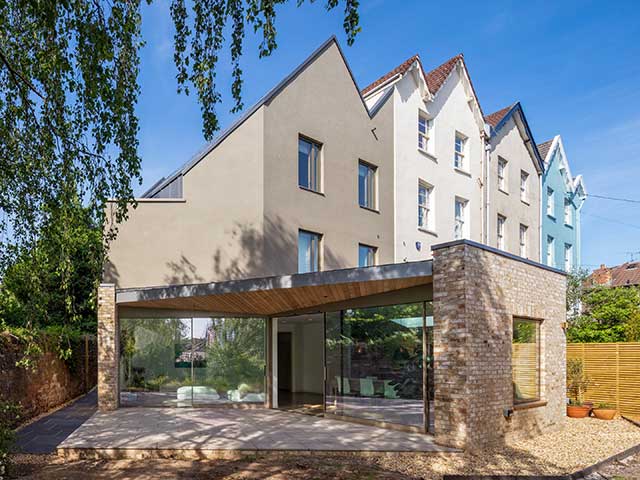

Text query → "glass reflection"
[325,303,425,427]
[119,317,265,407]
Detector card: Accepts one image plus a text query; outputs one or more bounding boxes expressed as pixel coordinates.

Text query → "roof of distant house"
[537,139,554,161]
[484,105,513,129]
[361,53,463,98]
[589,262,640,287]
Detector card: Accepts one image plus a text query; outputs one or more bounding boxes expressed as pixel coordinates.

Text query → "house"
[484,103,543,261]
[98,37,567,451]
[588,262,640,287]
[539,135,587,271]
[361,53,487,262]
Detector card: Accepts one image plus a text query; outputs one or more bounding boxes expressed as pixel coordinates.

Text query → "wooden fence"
[567,342,640,417]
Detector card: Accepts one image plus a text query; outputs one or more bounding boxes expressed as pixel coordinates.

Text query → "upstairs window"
[418,181,434,230]
[358,244,377,267]
[454,133,467,170]
[519,224,528,258]
[564,243,573,271]
[358,161,377,210]
[454,198,468,239]
[547,187,555,217]
[498,158,508,192]
[418,113,433,153]
[564,199,573,226]
[520,171,529,202]
[546,235,555,267]
[298,229,322,273]
[497,214,506,250]
[298,136,321,192]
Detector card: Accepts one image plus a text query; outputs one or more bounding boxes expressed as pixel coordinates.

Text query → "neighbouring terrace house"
[484,103,543,261]
[361,53,487,263]
[98,37,568,450]
[538,135,587,271]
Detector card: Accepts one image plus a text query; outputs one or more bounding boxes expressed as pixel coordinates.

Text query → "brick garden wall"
[0,334,96,423]
[432,241,566,449]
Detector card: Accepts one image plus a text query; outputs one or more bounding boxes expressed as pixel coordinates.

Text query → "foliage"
[0,399,21,477]
[1,0,361,367]
[0,198,101,364]
[595,402,614,409]
[566,268,590,323]
[566,358,590,405]
[204,318,265,394]
[566,285,640,343]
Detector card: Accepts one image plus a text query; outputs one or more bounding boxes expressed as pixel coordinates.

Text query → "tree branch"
[0,48,45,100]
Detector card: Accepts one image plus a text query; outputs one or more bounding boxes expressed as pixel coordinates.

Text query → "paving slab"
[14,390,97,454]
[59,406,453,455]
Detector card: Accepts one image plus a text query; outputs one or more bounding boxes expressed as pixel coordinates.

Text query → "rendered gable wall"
[392,66,484,263]
[541,145,580,269]
[488,115,541,261]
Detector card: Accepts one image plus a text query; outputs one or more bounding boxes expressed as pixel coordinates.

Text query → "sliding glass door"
[119,316,266,407]
[325,302,429,430]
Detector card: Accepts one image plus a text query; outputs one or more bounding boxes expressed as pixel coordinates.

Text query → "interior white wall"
[275,314,324,395]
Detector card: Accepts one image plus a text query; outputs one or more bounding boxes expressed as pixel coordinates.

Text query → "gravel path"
[8,417,640,479]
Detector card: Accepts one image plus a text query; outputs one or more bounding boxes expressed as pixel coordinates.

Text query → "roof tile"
[484,105,513,128]
[424,54,463,95]
[361,54,420,95]
[537,139,554,160]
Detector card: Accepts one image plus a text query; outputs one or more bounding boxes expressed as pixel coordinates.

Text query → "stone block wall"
[98,283,119,411]
[0,334,96,424]
[432,240,566,449]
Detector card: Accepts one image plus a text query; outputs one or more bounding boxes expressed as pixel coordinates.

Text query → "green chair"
[335,376,351,395]
[359,378,375,397]
[383,380,400,399]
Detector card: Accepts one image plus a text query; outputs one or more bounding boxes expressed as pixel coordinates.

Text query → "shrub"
[567,358,590,405]
[0,399,21,478]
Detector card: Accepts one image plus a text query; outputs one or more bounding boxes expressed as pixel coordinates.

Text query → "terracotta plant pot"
[593,408,616,420]
[567,405,591,418]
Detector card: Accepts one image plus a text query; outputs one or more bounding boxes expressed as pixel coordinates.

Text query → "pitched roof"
[589,262,640,287]
[537,139,553,160]
[484,105,513,128]
[424,54,463,95]
[361,54,421,95]
[143,36,385,198]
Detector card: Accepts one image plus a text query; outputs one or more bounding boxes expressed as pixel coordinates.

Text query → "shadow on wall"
[102,215,348,288]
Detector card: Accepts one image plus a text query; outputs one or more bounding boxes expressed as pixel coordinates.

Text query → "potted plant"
[566,358,591,418]
[593,402,617,420]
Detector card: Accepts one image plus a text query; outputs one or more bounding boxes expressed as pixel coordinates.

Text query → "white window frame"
[418,181,434,231]
[454,133,467,171]
[547,187,555,217]
[298,135,322,192]
[358,160,377,210]
[519,224,528,258]
[418,112,433,154]
[520,171,529,203]
[564,199,573,226]
[497,214,506,250]
[454,197,468,240]
[498,158,508,192]
[546,235,555,267]
[564,243,573,271]
[298,229,322,273]
[358,243,377,268]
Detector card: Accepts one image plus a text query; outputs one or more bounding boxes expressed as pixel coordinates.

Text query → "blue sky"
[135,0,639,271]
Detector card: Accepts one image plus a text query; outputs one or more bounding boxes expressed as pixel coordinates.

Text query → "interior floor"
[277,390,324,415]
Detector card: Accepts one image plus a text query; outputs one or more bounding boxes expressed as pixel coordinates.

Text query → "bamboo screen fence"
[567,343,640,417]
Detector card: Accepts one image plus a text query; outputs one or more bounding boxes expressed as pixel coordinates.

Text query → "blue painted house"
[539,135,586,271]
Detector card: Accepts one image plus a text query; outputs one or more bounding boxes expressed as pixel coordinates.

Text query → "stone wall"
[0,334,96,423]
[432,240,566,450]
[97,283,118,411]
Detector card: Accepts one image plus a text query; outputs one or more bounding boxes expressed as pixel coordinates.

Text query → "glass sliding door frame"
[321,301,432,434]
[119,316,267,407]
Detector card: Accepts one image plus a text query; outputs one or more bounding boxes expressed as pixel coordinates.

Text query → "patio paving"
[14,390,97,454]
[58,407,452,455]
